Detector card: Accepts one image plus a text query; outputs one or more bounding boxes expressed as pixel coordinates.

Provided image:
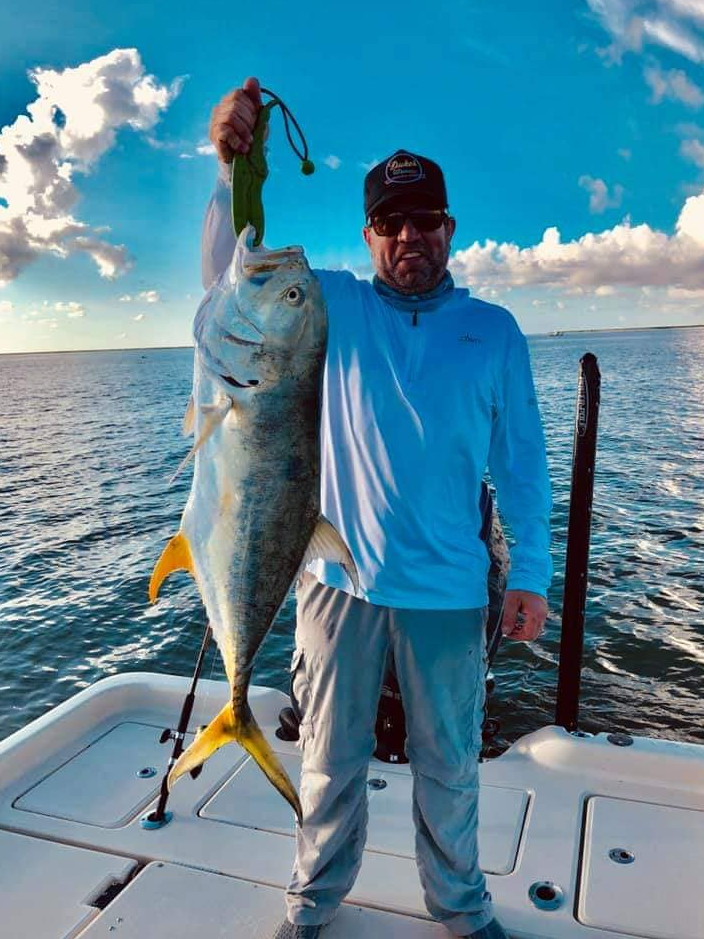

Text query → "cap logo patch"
[385,154,424,185]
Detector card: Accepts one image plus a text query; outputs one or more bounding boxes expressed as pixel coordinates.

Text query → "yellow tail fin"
[149,532,195,602]
[167,702,302,823]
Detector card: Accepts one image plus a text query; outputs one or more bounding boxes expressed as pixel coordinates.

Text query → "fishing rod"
[141,623,212,830]
[555,352,601,732]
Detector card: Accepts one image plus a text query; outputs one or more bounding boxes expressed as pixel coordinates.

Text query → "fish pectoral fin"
[168,398,235,485]
[303,515,360,594]
[168,702,302,824]
[148,532,195,602]
[182,395,195,436]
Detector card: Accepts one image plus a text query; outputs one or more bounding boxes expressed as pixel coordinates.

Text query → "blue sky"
[2,0,704,353]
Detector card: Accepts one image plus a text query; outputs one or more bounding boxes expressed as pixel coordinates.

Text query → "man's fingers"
[501,595,521,635]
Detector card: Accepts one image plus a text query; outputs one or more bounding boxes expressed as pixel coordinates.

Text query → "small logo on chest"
[458,333,481,343]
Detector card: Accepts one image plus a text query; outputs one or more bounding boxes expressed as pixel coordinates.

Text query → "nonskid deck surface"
[0,674,702,939]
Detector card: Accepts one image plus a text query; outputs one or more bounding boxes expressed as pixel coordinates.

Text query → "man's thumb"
[242,76,262,109]
[501,594,520,635]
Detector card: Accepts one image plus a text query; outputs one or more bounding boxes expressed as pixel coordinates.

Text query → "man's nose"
[397,217,421,241]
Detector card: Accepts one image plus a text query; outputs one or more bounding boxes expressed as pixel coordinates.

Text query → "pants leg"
[390,605,494,936]
[285,573,390,926]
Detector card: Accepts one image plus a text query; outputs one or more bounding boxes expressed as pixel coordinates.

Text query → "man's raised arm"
[201,77,262,290]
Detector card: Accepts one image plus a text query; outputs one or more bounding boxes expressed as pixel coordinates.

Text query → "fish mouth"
[220,374,259,389]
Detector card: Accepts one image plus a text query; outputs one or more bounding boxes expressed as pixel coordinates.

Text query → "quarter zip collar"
[372,271,455,314]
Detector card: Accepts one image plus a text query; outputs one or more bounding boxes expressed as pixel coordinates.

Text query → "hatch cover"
[579,796,704,939]
[80,860,447,937]
[14,722,192,827]
[202,754,528,875]
[0,829,136,939]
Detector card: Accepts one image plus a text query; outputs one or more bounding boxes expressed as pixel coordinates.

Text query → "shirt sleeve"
[487,320,553,598]
[201,160,236,290]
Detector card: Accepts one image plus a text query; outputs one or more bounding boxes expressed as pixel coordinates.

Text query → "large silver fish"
[149,225,358,821]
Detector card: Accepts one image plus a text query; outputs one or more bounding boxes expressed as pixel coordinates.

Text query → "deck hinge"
[83,860,142,910]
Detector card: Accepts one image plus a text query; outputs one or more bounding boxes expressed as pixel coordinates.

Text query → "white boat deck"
[0,672,702,939]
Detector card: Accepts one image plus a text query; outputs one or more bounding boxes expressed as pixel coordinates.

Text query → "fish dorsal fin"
[182,396,195,436]
[149,532,196,603]
[302,516,360,594]
[169,398,234,484]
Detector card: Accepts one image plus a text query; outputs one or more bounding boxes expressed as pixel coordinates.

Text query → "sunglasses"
[368,209,448,237]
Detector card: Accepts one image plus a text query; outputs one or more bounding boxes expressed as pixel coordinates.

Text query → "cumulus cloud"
[324,154,342,170]
[55,300,85,317]
[449,187,704,291]
[118,289,159,303]
[578,175,624,212]
[681,137,704,166]
[133,312,145,321]
[196,143,216,156]
[0,48,183,287]
[644,63,704,105]
[587,0,704,63]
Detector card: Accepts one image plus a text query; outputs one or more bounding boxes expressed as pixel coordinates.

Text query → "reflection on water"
[1,328,703,748]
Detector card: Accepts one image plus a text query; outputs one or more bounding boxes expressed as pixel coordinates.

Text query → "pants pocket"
[290,647,313,747]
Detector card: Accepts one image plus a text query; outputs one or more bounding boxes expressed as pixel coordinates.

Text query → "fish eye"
[283,285,304,306]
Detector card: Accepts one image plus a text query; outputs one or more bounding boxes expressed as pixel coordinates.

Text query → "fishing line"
[259,87,313,171]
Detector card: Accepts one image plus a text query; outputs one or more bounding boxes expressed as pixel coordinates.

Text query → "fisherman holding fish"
[202,77,551,939]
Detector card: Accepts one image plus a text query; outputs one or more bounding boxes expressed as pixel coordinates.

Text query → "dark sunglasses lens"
[372,211,445,236]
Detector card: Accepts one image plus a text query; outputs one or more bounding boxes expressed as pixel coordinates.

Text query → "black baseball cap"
[364,150,448,219]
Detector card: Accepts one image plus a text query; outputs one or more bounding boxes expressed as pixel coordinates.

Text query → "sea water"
[1,327,702,749]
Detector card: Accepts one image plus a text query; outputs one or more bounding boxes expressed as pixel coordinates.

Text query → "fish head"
[230,225,326,354]
[195,226,326,391]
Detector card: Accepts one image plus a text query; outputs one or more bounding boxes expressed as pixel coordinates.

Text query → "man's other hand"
[501,590,548,641]
[209,77,263,164]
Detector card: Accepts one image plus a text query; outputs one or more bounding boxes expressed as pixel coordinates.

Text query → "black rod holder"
[555,353,601,732]
[144,623,212,827]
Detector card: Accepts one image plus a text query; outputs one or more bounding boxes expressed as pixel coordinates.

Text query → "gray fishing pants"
[285,572,494,935]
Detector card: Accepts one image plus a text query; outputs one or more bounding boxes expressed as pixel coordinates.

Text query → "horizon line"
[1,322,703,356]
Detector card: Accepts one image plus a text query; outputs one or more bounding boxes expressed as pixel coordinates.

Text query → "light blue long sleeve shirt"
[202,163,553,609]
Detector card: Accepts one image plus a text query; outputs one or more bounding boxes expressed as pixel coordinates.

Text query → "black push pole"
[142,623,212,828]
[555,353,600,732]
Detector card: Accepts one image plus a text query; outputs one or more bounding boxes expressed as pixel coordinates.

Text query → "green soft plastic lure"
[231,88,314,247]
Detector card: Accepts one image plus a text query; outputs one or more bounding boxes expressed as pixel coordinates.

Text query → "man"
[203,77,552,939]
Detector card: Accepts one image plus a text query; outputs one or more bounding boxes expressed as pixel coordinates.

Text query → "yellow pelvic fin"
[167,702,302,824]
[148,532,195,603]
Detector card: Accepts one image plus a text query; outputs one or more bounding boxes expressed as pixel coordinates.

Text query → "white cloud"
[578,175,624,212]
[681,137,704,167]
[359,157,379,172]
[196,143,216,156]
[179,153,194,159]
[138,289,159,302]
[133,312,145,321]
[38,317,58,328]
[449,187,704,292]
[0,48,183,286]
[595,284,616,295]
[54,300,85,317]
[324,154,342,170]
[587,0,704,63]
[0,299,12,313]
[644,64,704,105]
[119,294,132,302]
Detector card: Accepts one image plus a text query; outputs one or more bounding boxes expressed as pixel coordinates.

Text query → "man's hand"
[501,590,548,641]
[209,77,262,163]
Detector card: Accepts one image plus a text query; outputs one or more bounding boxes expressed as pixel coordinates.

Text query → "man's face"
[362,202,456,295]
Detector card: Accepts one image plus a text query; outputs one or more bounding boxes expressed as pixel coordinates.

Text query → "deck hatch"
[13,722,191,827]
[578,796,704,939]
[201,753,528,874]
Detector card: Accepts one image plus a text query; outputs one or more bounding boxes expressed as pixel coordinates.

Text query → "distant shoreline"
[2,322,704,356]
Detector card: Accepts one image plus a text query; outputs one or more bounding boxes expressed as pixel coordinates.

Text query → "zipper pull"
[412,310,418,327]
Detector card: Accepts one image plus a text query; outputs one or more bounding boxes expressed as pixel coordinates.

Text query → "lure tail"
[168,701,302,823]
